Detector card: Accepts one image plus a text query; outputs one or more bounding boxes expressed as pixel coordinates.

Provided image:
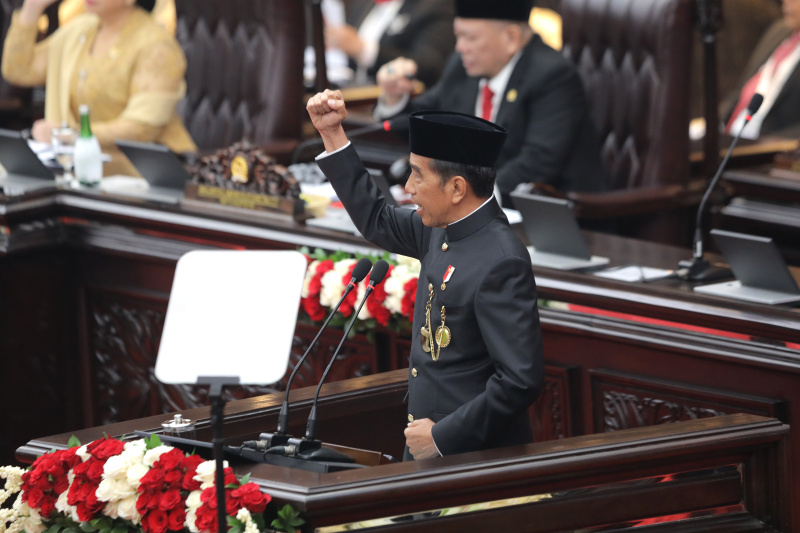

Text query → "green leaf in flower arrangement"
[110,525,130,533]
[145,433,162,450]
[271,504,306,532]
[79,520,97,532]
[67,435,82,448]
[239,472,251,485]
[46,523,62,533]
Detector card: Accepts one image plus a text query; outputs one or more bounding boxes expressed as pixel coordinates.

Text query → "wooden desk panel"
[16,378,791,531]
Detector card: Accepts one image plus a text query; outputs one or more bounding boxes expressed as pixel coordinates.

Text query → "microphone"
[291,116,407,164]
[253,257,373,448]
[304,259,390,444]
[678,93,763,281]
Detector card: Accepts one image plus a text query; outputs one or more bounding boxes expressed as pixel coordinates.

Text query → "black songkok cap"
[408,111,507,168]
[455,0,534,22]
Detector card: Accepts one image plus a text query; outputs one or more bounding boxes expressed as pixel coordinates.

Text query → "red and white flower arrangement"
[0,436,303,533]
[299,249,420,332]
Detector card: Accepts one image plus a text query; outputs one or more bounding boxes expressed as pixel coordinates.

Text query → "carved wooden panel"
[83,293,379,425]
[591,369,785,433]
[531,363,579,442]
[291,323,378,384]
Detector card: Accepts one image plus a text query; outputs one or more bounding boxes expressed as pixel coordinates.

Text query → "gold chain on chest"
[420,286,450,361]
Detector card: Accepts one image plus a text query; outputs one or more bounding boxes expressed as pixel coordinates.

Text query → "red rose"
[158,488,183,511]
[302,296,326,321]
[39,496,56,518]
[182,471,201,492]
[140,468,166,489]
[402,278,417,321]
[163,469,182,488]
[88,460,105,481]
[337,265,359,317]
[200,487,216,507]
[167,508,186,531]
[26,487,44,509]
[144,509,169,533]
[53,474,69,494]
[87,438,124,460]
[136,492,151,514]
[194,505,216,533]
[235,483,269,514]
[156,449,183,472]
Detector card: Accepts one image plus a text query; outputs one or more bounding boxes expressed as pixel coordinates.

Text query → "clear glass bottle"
[73,104,103,186]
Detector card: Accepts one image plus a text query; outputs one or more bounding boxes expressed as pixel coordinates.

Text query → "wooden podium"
[17,370,792,531]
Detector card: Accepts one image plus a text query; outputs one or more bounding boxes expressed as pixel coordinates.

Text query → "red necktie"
[481,84,494,121]
[726,32,800,133]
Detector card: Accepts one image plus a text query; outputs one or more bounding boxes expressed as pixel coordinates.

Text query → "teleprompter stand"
[197,376,240,533]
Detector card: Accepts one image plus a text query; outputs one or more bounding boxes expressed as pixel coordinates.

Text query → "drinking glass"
[51,124,77,185]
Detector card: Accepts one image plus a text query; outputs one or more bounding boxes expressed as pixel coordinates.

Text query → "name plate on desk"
[184,183,328,219]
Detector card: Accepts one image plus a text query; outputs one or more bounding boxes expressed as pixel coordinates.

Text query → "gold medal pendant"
[435,325,451,348]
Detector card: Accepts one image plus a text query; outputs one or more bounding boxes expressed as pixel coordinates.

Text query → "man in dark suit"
[722,0,800,138]
[307,88,545,460]
[374,0,606,205]
[325,0,455,88]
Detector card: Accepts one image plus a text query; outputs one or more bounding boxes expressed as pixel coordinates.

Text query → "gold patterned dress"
[1,7,195,176]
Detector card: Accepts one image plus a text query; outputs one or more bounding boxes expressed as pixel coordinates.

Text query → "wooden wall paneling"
[590,368,785,433]
[0,250,78,465]
[531,363,580,442]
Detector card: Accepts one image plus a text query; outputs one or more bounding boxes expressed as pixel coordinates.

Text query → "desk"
[4,185,800,520]
[720,165,800,264]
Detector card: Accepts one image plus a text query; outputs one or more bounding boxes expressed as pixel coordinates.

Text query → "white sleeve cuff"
[431,431,443,457]
[315,141,352,160]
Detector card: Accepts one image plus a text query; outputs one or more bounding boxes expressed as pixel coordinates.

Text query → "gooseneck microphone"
[679,93,764,281]
[304,259,390,443]
[290,116,407,165]
[253,257,372,449]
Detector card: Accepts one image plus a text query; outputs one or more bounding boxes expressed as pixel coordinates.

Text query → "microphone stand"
[679,102,758,281]
[305,282,378,444]
[257,259,372,447]
[291,120,397,165]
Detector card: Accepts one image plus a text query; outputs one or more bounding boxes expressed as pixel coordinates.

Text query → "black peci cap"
[455,0,534,22]
[408,111,507,168]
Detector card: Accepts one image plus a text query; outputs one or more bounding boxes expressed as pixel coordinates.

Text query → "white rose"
[193,460,225,488]
[124,439,147,456]
[102,455,129,479]
[103,500,121,519]
[384,264,415,315]
[356,281,373,320]
[76,445,90,462]
[320,258,357,308]
[185,490,202,508]
[301,260,320,298]
[126,462,149,485]
[115,495,141,523]
[396,255,421,271]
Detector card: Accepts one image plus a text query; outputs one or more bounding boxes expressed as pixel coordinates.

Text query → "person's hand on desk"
[405,418,438,460]
[31,118,59,144]
[377,57,417,107]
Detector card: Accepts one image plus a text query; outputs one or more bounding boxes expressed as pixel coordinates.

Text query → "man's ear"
[449,175,468,204]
